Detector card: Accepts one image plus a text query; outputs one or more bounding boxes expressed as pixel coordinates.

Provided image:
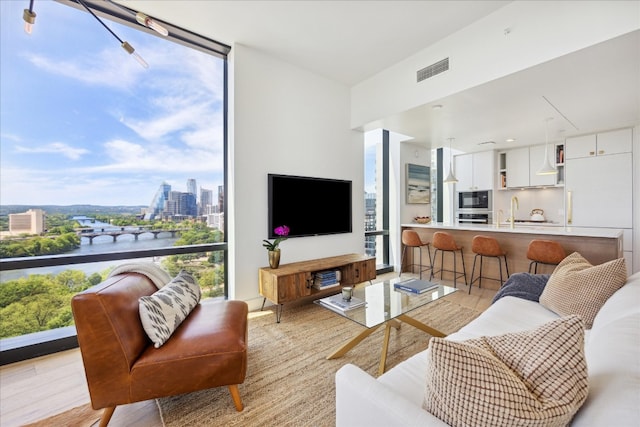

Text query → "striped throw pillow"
[139,270,201,348]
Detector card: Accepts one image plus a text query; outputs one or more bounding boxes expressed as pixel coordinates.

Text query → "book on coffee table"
[318,294,366,312]
[393,278,439,295]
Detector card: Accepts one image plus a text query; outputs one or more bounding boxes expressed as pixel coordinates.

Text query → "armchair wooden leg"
[228,384,244,411]
[99,406,116,427]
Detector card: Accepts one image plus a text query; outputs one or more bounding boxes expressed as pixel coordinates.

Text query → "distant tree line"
[0,233,80,258]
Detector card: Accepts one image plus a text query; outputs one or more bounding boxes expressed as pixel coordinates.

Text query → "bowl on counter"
[414,216,431,224]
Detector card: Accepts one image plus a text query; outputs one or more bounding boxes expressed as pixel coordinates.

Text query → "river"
[1,218,180,281]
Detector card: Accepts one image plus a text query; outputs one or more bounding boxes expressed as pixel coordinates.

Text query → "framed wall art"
[406,163,430,204]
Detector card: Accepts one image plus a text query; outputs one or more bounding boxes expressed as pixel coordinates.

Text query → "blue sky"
[0,0,225,206]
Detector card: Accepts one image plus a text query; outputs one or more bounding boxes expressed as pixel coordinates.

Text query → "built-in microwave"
[458,190,492,211]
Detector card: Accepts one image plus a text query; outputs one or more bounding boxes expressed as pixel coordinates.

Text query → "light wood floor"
[0,274,496,427]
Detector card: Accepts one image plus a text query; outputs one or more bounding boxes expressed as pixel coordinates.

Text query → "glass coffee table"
[315,277,457,375]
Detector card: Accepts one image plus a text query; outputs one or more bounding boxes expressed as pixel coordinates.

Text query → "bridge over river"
[77,228,187,244]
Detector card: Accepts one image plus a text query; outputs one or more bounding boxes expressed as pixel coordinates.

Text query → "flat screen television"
[268,174,352,239]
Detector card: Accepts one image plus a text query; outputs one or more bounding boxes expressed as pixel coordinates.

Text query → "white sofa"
[336,272,640,426]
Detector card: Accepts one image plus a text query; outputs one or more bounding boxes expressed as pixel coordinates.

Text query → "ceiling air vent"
[417,58,449,83]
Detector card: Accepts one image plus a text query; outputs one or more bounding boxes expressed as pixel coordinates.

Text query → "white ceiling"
[125,1,640,153]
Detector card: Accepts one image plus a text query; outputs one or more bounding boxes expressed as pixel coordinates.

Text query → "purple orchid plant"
[262,225,290,251]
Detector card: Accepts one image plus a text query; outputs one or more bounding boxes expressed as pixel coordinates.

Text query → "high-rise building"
[200,187,213,215]
[9,209,45,235]
[166,191,197,218]
[217,185,224,213]
[186,179,197,199]
[145,182,171,220]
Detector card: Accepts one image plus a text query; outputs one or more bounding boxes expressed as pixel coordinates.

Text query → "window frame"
[0,0,230,365]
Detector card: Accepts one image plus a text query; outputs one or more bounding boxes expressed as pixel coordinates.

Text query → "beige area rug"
[157,298,481,426]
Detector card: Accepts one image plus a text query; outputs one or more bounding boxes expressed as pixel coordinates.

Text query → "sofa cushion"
[139,270,201,348]
[423,315,588,427]
[539,252,627,328]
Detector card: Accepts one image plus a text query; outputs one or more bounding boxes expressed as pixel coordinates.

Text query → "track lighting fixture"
[76,0,148,68]
[23,0,36,34]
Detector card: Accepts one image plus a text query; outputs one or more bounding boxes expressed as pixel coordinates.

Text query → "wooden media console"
[259,253,376,322]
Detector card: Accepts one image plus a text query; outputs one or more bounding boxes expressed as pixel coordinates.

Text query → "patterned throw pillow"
[139,270,201,348]
[423,316,588,427]
[540,252,627,328]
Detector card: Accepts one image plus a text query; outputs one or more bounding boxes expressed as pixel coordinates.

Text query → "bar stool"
[399,230,433,279]
[430,231,467,288]
[527,239,566,273]
[469,235,509,294]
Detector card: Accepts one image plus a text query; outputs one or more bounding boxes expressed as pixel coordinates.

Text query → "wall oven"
[457,212,492,224]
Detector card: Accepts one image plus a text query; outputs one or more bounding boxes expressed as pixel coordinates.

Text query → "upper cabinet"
[529,145,557,187]
[565,128,632,160]
[454,151,494,191]
[499,144,562,189]
[505,147,530,188]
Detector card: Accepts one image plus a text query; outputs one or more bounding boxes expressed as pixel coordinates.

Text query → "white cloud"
[25,49,144,91]
[15,142,90,160]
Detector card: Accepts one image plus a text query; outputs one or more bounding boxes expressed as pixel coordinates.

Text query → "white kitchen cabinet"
[454,153,473,191]
[565,127,634,273]
[529,144,557,187]
[454,150,494,191]
[596,128,633,155]
[566,152,632,228]
[505,147,529,188]
[565,128,632,160]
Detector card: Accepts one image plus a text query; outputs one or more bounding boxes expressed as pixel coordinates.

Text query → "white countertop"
[402,222,623,239]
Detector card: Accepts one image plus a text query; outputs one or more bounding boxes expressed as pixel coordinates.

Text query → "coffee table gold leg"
[397,314,446,337]
[326,324,382,359]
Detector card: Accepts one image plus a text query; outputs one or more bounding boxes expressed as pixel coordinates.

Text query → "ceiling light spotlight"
[77,0,148,69]
[506,138,516,143]
[135,12,169,36]
[432,104,443,110]
[23,0,36,34]
[105,0,169,36]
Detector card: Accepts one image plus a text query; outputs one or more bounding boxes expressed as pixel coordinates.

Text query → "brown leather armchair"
[71,272,248,426]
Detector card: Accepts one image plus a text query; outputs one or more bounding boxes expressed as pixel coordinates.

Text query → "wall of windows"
[364,129,392,273]
[0,0,229,364]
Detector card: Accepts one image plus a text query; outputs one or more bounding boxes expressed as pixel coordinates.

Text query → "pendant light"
[536,117,558,175]
[443,138,458,184]
[76,0,149,69]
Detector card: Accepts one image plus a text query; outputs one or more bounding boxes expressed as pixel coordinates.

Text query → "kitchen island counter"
[402,222,623,239]
[401,223,623,290]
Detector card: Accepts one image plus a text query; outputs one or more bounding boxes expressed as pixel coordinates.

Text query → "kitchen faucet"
[509,196,519,228]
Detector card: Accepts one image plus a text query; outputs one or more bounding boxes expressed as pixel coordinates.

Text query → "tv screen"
[268,174,352,239]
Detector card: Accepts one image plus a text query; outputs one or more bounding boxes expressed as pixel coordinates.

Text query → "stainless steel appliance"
[457,212,492,224]
[458,190,492,210]
[457,190,493,223]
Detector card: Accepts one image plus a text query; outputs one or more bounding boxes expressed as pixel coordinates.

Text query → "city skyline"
[0,1,225,206]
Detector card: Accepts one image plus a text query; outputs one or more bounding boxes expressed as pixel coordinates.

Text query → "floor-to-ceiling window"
[0,0,229,363]
[364,129,392,273]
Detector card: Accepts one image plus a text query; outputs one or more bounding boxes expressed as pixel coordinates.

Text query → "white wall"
[634,125,640,274]
[228,44,364,308]
[351,1,640,129]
